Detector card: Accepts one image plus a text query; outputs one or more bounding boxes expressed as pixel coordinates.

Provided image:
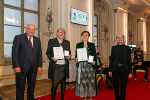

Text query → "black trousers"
[16,66,37,100]
[133,65,149,79]
[51,65,66,100]
[112,68,128,100]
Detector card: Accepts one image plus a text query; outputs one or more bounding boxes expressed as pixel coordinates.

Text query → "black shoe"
[108,85,114,89]
[106,81,114,89]
[144,78,148,82]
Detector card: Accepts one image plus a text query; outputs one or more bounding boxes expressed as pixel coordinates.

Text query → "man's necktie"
[29,37,33,48]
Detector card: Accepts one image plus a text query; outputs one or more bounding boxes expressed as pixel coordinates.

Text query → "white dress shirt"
[27,36,34,48]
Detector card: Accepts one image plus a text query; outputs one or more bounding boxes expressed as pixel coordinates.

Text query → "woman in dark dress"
[74,31,97,100]
[46,28,71,100]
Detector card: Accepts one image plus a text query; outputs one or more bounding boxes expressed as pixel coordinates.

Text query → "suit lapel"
[23,34,31,49]
[55,38,60,47]
[33,36,36,49]
[23,33,33,50]
[61,39,66,48]
[80,42,84,48]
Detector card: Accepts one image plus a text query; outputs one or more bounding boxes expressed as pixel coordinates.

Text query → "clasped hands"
[51,55,71,62]
[75,58,96,65]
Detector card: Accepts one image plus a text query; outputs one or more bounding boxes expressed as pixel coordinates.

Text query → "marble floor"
[0,79,75,100]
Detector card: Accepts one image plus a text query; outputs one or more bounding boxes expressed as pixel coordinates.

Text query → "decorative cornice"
[111,0,129,10]
[94,0,109,13]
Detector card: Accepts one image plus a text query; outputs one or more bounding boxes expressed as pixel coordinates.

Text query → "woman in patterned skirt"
[74,31,97,100]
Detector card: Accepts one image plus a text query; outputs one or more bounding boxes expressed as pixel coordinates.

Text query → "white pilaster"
[111,0,129,45]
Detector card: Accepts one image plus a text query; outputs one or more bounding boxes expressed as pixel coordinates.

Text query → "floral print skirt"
[75,62,96,98]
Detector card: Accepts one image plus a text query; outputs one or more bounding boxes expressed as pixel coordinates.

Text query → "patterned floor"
[0,79,75,100]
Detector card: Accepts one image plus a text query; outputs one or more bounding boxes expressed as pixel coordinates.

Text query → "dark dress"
[74,42,97,98]
[46,38,71,100]
[109,44,132,100]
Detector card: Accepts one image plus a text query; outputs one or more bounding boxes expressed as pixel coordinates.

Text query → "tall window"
[3,0,39,60]
[94,15,98,49]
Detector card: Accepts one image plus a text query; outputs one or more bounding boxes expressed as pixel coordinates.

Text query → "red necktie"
[29,37,33,48]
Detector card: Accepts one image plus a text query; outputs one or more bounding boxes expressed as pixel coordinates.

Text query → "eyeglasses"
[117,37,123,39]
[27,28,35,31]
[58,32,65,34]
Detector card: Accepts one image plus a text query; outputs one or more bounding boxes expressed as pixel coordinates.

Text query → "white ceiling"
[126,0,150,19]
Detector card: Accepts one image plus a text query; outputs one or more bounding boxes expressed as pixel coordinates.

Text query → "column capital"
[112,0,129,12]
[136,12,148,21]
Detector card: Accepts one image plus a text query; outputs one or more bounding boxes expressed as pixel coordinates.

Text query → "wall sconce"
[44,8,53,38]
[46,8,53,31]
[103,24,108,37]
[102,24,109,41]
[128,31,133,45]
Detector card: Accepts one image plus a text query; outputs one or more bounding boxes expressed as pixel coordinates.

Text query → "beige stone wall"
[128,11,137,45]
[144,21,150,60]
[146,22,150,54]
[94,0,112,65]
[67,0,94,58]
[0,65,15,86]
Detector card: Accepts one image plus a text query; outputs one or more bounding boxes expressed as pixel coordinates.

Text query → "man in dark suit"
[46,28,71,100]
[109,34,132,100]
[12,24,42,100]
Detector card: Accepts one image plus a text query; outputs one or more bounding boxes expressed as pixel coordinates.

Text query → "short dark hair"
[81,31,90,37]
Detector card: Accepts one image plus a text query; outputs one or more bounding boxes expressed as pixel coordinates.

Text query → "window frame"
[94,14,98,49]
[0,0,40,65]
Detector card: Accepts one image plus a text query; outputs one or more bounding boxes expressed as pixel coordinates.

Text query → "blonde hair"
[116,33,124,38]
[56,28,66,34]
[26,24,36,29]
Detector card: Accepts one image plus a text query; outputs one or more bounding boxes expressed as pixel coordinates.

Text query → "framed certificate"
[53,47,64,59]
[88,55,94,63]
[64,50,70,56]
[77,48,88,61]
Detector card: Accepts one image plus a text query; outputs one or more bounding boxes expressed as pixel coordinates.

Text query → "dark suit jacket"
[12,33,42,73]
[109,45,132,74]
[46,38,71,79]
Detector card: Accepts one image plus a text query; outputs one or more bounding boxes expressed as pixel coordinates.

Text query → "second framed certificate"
[77,48,88,61]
